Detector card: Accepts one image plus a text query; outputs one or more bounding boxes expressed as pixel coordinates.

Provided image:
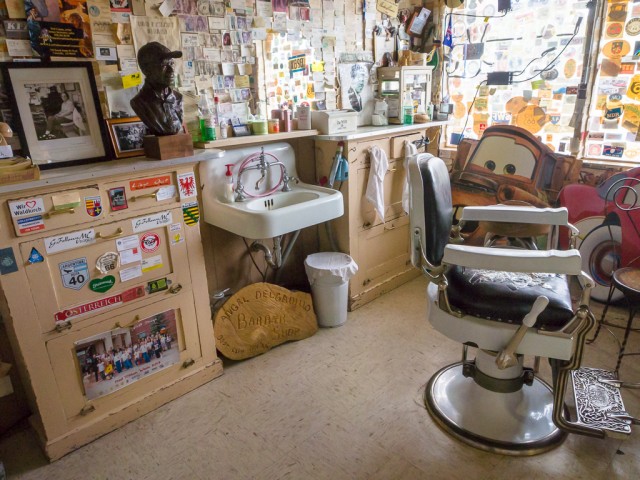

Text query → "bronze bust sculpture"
[130,42,184,136]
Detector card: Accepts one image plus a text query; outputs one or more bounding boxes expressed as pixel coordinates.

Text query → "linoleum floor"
[1,277,639,479]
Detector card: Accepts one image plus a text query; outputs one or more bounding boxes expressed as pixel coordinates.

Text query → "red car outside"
[558,167,640,302]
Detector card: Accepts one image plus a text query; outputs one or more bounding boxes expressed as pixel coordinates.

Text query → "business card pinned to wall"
[122,71,142,89]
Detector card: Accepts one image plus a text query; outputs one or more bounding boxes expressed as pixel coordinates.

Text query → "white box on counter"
[311,110,359,135]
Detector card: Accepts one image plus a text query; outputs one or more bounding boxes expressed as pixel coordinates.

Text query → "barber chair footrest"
[571,367,632,437]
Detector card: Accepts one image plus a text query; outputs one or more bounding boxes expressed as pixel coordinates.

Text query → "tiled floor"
[1,277,639,479]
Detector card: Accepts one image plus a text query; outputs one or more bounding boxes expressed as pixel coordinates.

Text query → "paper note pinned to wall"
[122,72,143,89]
[377,0,399,17]
[311,61,324,72]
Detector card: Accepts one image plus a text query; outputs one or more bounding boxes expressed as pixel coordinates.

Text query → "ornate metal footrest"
[571,367,633,437]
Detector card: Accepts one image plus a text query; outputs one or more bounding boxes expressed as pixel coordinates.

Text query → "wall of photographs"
[441,0,591,155]
[0,0,432,145]
[586,0,640,162]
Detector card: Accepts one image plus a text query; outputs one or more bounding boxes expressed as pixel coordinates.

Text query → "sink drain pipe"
[250,229,301,281]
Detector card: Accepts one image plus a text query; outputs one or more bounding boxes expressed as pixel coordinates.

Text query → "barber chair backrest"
[409,154,452,267]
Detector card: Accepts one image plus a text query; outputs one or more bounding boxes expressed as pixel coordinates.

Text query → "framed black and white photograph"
[106,117,147,158]
[338,62,374,126]
[1,62,109,168]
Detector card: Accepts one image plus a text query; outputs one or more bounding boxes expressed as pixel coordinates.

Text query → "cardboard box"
[311,110,359,135]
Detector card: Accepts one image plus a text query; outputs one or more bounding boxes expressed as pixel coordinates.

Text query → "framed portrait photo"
[1,61,109,169]
[106,117,147,158]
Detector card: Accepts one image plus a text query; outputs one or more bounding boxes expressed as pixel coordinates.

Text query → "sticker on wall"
[627,74,640,101]
[0,247,18,275]
[177,172,197,199]
[85,196,103,217]
[59,258,89,290]
[54,286,145,323]
[141,255,163,273]
[132,211,173,233]
[27,248,44,264]
[108,187,128,211]
[129,175,172,191]
[602,40,630,60]
[621,62,636,75]
[147,277,169,294]
[607,22,623,38]
[140,232,161,253]
[564,59,577,79]
[96,252,119,274]
[627,18,640,36]
[8,197,45,218]
[587,144,603,156]
[608,3,627,22]
[182,201,200,226]
[45,229,96,254]
[89,275,116,293]
[603,145,625,157]
[513,105,547,134]
[16,215,45,234]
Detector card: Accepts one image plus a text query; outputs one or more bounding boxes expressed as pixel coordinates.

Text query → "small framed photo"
[232,124,251,137]
[1,61,109,169]
[108,187,128,211]
[106,117,147,158]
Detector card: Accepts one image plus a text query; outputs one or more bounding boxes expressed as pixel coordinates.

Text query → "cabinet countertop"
[0,149,225,195]
[314,121,449,141]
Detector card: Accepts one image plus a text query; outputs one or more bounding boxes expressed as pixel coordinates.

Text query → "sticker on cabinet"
[140,232,160,253]
[182,202,199,226]
[156,185,176,201]
[73,309,179,400]
[54,286,146,323]
[51,192,81,211]
[108,187,128,211]
[141,255,163,273]
[132,211,173,233]
[96,252,120,274]
[8,197,45,218]
[89,275,115,293]
[45,229,96,254]
[129,175,172,191]
[27,248,44,264]
[120,265,143,282]
[16,215,45,234]
[116,234,139,251]
[59,258,90,290]
[120,247,142,265]
[177,172,197,199]
[0,247,18,275]
[85,196,103,217]
[147,277,168,293]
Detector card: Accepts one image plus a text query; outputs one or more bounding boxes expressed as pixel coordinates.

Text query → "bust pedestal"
[144,133,194,160]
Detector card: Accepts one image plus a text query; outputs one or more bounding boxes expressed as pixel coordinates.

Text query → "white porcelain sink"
[200,143,344,239]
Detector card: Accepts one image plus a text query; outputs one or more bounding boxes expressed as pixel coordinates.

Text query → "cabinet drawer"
[7,185,105,237]
[19,206,190,333]
[390,132,425,159]
[45,295,202,426]
[103,170,187,215]
[351,217,411,296]
[355,158,407,230]
[352,137,390,168]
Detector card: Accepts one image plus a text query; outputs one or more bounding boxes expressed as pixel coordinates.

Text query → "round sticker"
[607,22,623,38]
[505,97,529,115]
[625,150,639,158]
[513,105,547,134]
[540,68,559,81]
[602,40,630,59]
[96,252,119,274]
[627,18,640,36]
[588,144,603,156]
[627,74,640,101]
[140,232,161,253]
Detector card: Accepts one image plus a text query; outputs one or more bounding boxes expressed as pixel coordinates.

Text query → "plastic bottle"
[219,120,228,139]
[223,164,235,203]
[198,90,216,142]
[403,89,414,125]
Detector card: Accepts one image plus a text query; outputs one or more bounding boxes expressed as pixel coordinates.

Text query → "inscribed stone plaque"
[214,282,318,360]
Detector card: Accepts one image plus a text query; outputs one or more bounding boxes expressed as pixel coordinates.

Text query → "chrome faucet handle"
[282,173,298,192]
[235,179,248,201]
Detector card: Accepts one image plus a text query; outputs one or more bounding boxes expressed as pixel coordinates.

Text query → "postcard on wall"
[75,309,180,401]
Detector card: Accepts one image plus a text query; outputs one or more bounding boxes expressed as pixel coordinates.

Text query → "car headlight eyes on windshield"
[484,160,496,171]
[504,164,516,175]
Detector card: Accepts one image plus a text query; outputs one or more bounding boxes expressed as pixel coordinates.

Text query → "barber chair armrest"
[460,206,578,233]
[443,244,582,275]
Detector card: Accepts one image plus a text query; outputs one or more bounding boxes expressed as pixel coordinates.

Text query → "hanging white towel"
[402,141,419,215]
[365,145,389,223]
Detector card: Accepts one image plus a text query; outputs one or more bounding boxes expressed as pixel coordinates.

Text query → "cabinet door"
[350,217,412,297]
[7,185,106,237]
[355,158,407,230]
[19,207,190,333]
[45,295,202,425]
[352,137,390,168]
[390,132,424,159]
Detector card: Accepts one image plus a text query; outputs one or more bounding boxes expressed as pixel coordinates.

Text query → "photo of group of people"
[75,309,180,400]
[26,82,88,140]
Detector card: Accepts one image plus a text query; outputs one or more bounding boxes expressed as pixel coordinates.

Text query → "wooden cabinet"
[0,159,222,460]
[315,125,442,310]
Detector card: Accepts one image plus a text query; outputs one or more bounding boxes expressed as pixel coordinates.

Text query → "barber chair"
[408,153,636,455]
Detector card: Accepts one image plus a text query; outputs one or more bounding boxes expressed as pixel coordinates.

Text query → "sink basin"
[199,142,344,239]
[203,184,343,239]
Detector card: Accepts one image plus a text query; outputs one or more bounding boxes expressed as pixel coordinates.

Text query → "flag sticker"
[182,201,199,226]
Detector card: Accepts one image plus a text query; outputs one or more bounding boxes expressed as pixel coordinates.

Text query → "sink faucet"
[235,148,289,201]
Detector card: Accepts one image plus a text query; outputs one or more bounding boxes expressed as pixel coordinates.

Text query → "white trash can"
[304,252,358,327]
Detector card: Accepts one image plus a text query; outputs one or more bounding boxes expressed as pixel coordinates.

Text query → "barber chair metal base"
[425,359,567,456]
